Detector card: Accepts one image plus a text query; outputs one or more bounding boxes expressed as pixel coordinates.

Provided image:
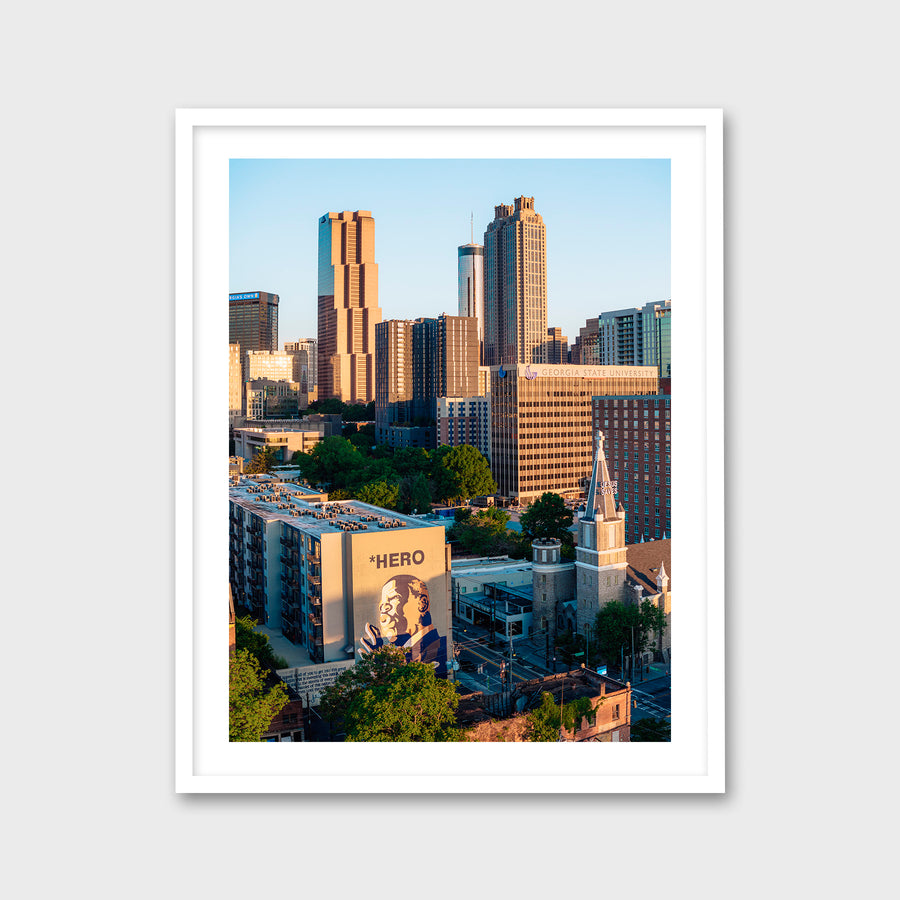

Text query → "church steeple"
[582,431,618,523]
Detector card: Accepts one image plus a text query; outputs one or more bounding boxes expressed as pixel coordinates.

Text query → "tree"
[229,648,289,742]
[318,646,461,742]
[593,599,667,676]
[244,445,277,474]
[630,716,671,742]
[407,471,432,513]
[356,480,400,510]
[295,436,367,489]
[235,615,288,669]
[432,444,496,503]
[523,691,597,742]
[519,492,574,552]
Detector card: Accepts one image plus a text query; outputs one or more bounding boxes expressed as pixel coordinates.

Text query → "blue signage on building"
[229,292,260,300]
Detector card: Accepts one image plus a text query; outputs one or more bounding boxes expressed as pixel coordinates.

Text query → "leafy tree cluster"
[290,438,495,514]
[229,649,289,742]
[523,691,598,742]
[448,506,528,559]
[306,398,375,421]
[519,492,575,558]
[318,647,462,742]
[235,615,288,670]
[244,445,278,474]
[592,600,667,678]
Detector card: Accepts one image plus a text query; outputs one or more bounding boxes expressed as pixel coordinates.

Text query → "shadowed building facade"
[317,210,382,404]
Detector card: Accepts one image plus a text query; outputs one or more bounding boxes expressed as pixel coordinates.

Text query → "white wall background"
[4,2,892,897]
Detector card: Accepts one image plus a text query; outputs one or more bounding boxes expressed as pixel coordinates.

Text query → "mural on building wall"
[359,574,448,675]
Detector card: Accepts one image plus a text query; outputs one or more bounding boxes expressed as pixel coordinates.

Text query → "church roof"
[626,539,672,596]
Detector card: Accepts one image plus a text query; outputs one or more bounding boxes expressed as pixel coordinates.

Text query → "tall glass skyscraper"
[229,290,279,383]
[457,243,484,364]
[317,210,382,404]
[483,196,548,366]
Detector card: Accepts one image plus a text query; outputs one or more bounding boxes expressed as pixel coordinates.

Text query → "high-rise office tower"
[545,326,569,364]
[457,243,484,364]
[595,300,671,377]
[317,210,382,404]
[375,318,414,441]
[229,291,279,383]
[483,196,548,366]
[284,339,318,394]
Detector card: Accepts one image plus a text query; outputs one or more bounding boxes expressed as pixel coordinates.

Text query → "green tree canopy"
[356,480,401,510]
[523,691,597,742]
[431,444,496,503]
[519,492,574,548]
[244,445,277,474]
[448,506,527,558]
[229,648,289,742]
[593,599,667,675]
[296,435,367,489]
[318,646,461,742]
[235,615,288,669]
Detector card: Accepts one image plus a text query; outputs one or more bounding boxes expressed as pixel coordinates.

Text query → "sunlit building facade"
[592,378,672,543]
[490,363,658,503]
[458,243,484,363]
[229,291,279,382]
[317,210,382,404]
[484,196,548,366]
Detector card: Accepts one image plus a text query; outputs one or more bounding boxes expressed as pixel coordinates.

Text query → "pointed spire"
[582,431,618,523]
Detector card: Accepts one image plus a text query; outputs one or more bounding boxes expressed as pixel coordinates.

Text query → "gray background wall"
[5,2,891,898]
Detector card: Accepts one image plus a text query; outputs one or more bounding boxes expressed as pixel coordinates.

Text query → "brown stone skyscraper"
[317,210,382,403]
[484,196,548,366]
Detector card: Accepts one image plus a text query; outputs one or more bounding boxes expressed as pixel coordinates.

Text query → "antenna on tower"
[471,212,474,243]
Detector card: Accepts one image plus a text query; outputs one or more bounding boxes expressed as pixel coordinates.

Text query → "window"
[613,704,620,720]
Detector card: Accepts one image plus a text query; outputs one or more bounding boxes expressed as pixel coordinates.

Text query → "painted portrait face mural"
[360,574,448,674]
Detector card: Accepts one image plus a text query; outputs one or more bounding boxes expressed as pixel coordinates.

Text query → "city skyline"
[230,159,670,349]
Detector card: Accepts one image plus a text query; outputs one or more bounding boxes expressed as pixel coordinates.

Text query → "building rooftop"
[229,476,441,536]
[451,556,532,576]
[626,538,672,594]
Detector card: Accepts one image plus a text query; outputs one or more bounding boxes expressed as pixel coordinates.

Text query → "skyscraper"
[483,196,548,366]
[229,291,279,383]
[317,210,382,404]
[457,242,484,363]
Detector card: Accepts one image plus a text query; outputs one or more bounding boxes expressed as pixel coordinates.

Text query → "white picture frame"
[175,108,724,793]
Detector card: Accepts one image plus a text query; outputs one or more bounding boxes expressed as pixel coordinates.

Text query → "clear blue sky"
[230,158,670,347]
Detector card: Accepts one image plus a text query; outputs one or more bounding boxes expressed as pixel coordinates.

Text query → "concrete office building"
[317,210,382,404]
[593,379,672,543]
[246,349,295,382]
[229,343,243,421]
[436,395,491,460]
[375,318,414,442]
[229,291,279,382]
[458,242,484,363]
[229,478,452,678]
[545,326,569,364]
[570,317,600,365]
[233,425,327,464]
[284,339,317,394]
[489,362,658,504]
[574,300,671,376]
[484,196,548,366]
[376,314,480,448]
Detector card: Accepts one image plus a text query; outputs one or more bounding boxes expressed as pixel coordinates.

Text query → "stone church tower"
[575,432,628,632]
[531,537,576,646]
